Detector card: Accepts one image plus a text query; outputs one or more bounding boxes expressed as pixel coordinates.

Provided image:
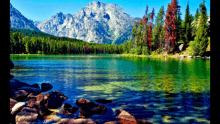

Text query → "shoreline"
[10,53,210,59]
[119,54,210,59]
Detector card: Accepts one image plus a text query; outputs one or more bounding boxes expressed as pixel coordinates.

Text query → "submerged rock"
[59,103,79,115]
[44,114,61,123]
[104,121,117,124]
[95,99,112,104]
[10,79,29,89]
[76,98,107,118]
[76,98,91,107]
[56,118,96,124]
[17,86,41,95]
[41,83,53,92]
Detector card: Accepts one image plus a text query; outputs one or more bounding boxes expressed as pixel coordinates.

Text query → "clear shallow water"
[10,54,210,123]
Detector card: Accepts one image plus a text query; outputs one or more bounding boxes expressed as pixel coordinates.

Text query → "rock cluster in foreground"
[9,60,152,124]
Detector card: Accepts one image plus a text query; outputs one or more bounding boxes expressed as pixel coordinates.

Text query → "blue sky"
[10,0,210,22]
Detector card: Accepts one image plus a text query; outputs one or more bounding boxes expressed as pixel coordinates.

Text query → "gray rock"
[178,44,184,51]
[34,1,144,44]
[179,55,185,58]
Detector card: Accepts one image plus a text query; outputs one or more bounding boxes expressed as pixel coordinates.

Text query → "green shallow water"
[10,54,210,123]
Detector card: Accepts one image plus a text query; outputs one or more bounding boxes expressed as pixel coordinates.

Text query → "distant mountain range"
[10,1,144,44]
[10,3,40,32]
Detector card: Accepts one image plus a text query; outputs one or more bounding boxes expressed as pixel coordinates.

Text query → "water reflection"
[10,55,210,123]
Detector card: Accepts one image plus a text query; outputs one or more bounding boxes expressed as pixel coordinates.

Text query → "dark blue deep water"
[10,55,210,123]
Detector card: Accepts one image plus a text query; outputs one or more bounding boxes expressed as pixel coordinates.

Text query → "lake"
[10,54,210,123]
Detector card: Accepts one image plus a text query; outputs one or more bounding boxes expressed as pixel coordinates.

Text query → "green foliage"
[191,2,208,56]
[135,46,142,55]
[130,48,136,54]
[10,28,124,55]
[142,46,150,55]
[152,6,165,49]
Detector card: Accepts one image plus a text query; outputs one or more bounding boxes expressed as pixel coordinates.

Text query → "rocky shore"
[9,60,152,124]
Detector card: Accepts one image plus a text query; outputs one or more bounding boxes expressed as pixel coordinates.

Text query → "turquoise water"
[10,54,210,123]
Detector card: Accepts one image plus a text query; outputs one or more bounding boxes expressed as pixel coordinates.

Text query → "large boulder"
[59,103,79,116]
[27,91,67,118]
[27,98,52,119]
[56,118,96,124]
[76,98,107,118]
[26,91,67,118]
[41,83,53,92]
[179,44,184,51]
[15,107,39,124]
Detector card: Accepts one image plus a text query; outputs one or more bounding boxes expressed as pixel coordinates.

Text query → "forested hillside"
[10,28,124,55]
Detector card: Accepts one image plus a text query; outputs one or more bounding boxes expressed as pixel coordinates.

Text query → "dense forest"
[10,0,210,56]
[10,29,124,54]
[123,0,210,56]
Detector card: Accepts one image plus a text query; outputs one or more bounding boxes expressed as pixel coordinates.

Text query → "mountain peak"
[86,1,105,8]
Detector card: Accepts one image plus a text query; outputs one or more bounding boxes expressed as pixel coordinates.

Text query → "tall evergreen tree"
[152,6,165,50]
[183,1,193,43]
[191,2,208,56]
[192,8,200,37]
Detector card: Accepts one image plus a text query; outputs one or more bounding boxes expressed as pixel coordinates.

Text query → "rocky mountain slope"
[34,1,140,44]
[10,3,40,32]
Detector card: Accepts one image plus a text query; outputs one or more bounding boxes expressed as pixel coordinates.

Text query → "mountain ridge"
[34,1,139,44]
[10,3,40,32]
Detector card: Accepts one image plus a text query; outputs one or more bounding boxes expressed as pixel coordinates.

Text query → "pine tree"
[191,2,208,56]
[192,8,200,37]
[152,6,165,50]
[183,1,193,43]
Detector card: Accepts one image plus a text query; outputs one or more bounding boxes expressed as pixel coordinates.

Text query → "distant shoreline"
[10,54,210,59]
